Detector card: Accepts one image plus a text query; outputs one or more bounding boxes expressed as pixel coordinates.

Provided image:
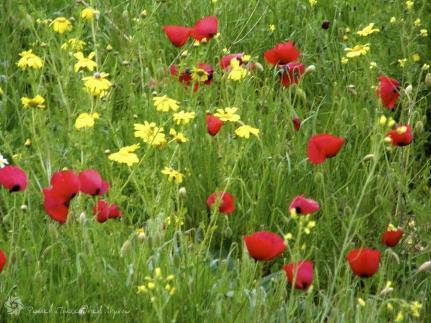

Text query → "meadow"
[0,0,431,322]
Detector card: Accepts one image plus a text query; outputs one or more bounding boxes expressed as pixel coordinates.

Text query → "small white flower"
[0,153,9,168]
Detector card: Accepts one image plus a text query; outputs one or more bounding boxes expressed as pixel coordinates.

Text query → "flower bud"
[417,260,431,273]
[79,212,86,224]
[178,187,187,197]
[120,240,132,257]
[405,84,413,95]
[425,73,431,86]
[305,65,316,73]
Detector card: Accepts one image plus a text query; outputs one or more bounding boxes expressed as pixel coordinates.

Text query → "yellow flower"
[356,23,379,36]
[82,72,112,97]
[191,67,209,82]
[153,95,179,112]
[420,29,428,37]
[80,7,100,20]
[341,57,349,64]
[161,167,184,184]
[21,95,46,109]
[369,61,377,69]
[395,311,404,322]
[390,17,397,23]
[173,111,196,125]
[61,38,86,51]
[137,285,147,294]
[268,24,276,32]
[50,17,72,34]
[405,1,414,10]
[235,124,260,139]
[410,301,422,317]
[398,58,407,68]
[214,107,241,122]
[357,298,366,307]
[134,122,167,148]
[108,144,140,166]
[75,112,100,130]
[74,52,97,72]
[169,129,188,143]
[344,44,370,58]
[228,58,248,81]
[411,53,420,62]
[414,18,421,27]
[422,64,430,70]
[309,0,317,6]
[16,50,43,70]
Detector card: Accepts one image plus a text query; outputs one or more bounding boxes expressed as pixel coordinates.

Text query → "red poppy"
[163,25,192,47]
[206,114,223,136]
[0,250,6,273]
[243,231,286,261]
[43,187,69,224]
[280,62,305,87]
[50,170,80,201]
[376,76,400,110]
[293,117,301,131]
[170,63,214,91]
[347,248,381,278]
[381,227,404,247]
[0,165,28,192]
[289,195,320,215]
[79,170,109,196]
[207,192,235,214]
[190,16,218,42]
[264,41,301,66]
[283,260,313,289]
[386,124,413,147]
[220,53,245,69]
[307,134,345,164]
[93,200,123,223]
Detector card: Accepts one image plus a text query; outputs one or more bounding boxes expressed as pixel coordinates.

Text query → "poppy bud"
[79,211,87,224]
[417,260,431,273]
[295,87,306,100]
[20,204,27,211]
[293,117,301,131]
[305,65,316,73]
[313,172,324,185]
[179,187,187,197]
[414,121,424,133]
[120,240,132,257]
[425,73,431,86]
[405,84,413,95]
[321,20,330,29]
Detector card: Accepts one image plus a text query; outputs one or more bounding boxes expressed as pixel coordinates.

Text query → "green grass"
[0,0,430,322]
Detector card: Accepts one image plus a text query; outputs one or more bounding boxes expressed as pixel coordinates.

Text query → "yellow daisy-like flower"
[169,128,188,143]
[405,0,414,10]
[75,112,100,130]
[21,95,46,109]
[214,107,241,122]
[50,17,72,34]
[153,95,179,112]
[134,122,167,148]
[173,111,196,125]
[356,23,379,36]
[344,44,370,58]
[235,124,260,139]
[228,58,249,81]
[74,52,97,72]
[161,167,184,184]
[108,144,140,166]
[191,67,209,82]
[80,7,100,20]
[82,72,112,97]
[61,38,86,51]
[16,50,43,70]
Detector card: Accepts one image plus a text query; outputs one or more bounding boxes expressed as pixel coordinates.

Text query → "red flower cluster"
[207,191,235,214]
[0,165,28,192]
[43,169,120,224]
[163,16,218,47]
[264,41,305,87]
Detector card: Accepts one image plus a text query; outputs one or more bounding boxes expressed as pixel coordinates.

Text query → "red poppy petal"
[163,25,192,47]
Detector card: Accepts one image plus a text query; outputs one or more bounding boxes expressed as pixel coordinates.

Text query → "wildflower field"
[1,0,431,321]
